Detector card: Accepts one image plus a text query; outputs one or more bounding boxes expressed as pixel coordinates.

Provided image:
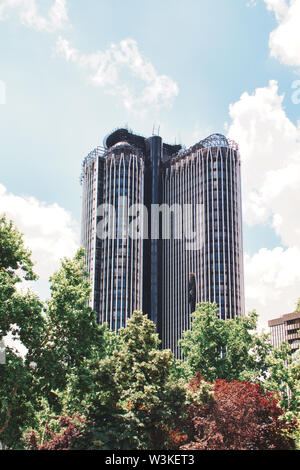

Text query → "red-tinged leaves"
[168,429,188,448]
[181,376,297,450]
[25,415,87,451]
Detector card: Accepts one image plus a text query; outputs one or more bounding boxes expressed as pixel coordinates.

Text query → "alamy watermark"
[291,80,300,105]
[96,198,204,251]
[0,80,6,105]
[0,339,6,365]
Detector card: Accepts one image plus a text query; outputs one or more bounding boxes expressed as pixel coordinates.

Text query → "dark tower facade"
[81,128,244,356]
[161,134,245,356]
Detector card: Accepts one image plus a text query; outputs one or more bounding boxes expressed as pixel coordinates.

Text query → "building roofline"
[169,133,239,163]
[103,127,182,154]
[268,311,300,327]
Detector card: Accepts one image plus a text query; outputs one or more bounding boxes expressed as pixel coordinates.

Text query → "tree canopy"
[179,302,275,382]
[0,216,299,450]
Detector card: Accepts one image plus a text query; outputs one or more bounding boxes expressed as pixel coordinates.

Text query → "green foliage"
[82,312,187,450]
[24,249,110,441]
[0,217,44,347]
[0,216,44,448]
[1,217,299,450]
[0,216,36,281]
[288,350,300,413]
[262,342,293,408]
[179,303,275,382]
[0,216,106,448]
[279,350,300,448]
[32,248,106,396]
[178,303,300,426]
[296,298,300,312]
[62,326,119,417]
[0,350,40,448]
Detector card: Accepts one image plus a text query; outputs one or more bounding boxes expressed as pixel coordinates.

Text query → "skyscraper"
[81,128,245,356]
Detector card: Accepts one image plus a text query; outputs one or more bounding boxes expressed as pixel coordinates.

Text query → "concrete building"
[269,312,300,360]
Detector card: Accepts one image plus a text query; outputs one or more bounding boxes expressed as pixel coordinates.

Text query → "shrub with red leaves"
[168,429,188,449]
[181,374,296,450]
[25,414,87,451]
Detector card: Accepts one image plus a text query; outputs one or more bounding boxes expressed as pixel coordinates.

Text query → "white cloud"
[0,0,69,32]
[264,0,300,67]
[247,1,300,68]
[0,184,79,292]
[227,80,300,326]
[245,247,300,329]
[228,80,300,245]
[264,0,289,20]
[55,36,179,112]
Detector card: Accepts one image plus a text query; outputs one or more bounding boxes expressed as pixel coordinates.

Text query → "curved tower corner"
[100,142,145,330]
[162,134,245,357]
[81,147,105,317]
[81,133,145,331]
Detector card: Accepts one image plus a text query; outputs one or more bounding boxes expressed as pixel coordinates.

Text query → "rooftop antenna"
[158,125,160,136]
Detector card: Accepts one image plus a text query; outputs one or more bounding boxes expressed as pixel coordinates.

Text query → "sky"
[0,0,300,330]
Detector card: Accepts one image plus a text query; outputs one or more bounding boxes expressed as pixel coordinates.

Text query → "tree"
[280,350,300,449]
[296,298,300,312]
[179,302,276,382]
[23,249,110,445]
[0,216,36,282]
[288,350,300,414]
[25,414,87,450]
[263,341,298,411]
[30,248,106,403]
[1,217,299,450]
[0,216,44,448]
[180,375,296,450]
[0,216,108,448]
[81,312,187,450]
